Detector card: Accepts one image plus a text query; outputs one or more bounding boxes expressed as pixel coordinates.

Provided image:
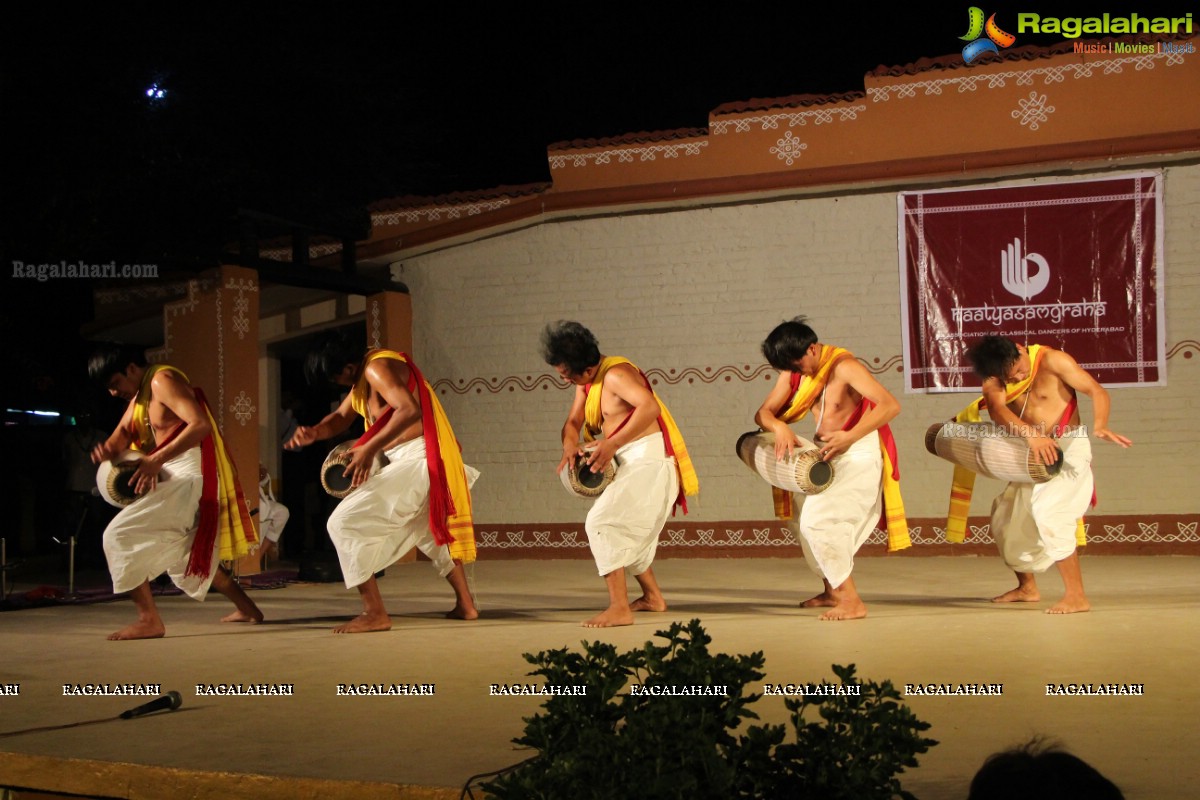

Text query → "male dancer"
[89,345,262,640]
[755,318,909,621]
[288,339,478,632]
[542,321,698,628]
[952,336,1131,613]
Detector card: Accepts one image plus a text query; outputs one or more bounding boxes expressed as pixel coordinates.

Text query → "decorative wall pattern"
[474,517,1199,556]
[258,242,344,261]
[549,141,708,169]
[711,105,866,134]
[866,51,1185,102]
[431,358,909,395]
[230,390,256,426]
[372,199,512,226]
[1011,91,1055,130]
[770,131,808,165]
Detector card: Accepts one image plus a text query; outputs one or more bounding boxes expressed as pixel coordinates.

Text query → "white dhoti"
[327,437,479,588]
[583,434,678,577]
[794,430,882,588]
[991,433,1093,572]
[102,447,219,600]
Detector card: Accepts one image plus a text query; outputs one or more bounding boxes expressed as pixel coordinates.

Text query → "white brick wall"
[400,164,1200,524]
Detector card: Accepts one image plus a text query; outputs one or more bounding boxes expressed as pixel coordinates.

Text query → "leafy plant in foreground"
[481,619,936,800]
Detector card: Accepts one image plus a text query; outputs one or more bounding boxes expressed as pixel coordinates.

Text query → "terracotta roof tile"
[712,91,865,116]
[547,128,709,151]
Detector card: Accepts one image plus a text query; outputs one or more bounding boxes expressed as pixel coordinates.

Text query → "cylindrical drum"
[925,421,1063,483]
[735,430,835,495]
[559,454,617,499]
[321,441,389,498]
[96,449,171,508]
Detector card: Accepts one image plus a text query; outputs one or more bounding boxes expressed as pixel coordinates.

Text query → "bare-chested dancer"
[755,318,906,621]
[965,336,1131,614]
[89,345,262,640]
[542,321,698,628]
[287,339,479,633]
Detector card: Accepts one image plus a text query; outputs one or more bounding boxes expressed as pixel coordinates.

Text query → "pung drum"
[925,421,1063,483]
[96,450,170,508]
[735,431,835,495]
[320,441,389,499]
[559,450,617,499]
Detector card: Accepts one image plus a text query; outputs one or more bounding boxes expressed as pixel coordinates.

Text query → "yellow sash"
[583,356,699,502]
[944,345,1085,546]
[772,346,910,552]
[131,365,257,565]
[352,350,476,563]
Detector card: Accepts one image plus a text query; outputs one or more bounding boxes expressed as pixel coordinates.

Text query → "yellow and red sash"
[772,345,910,552]
[944,344,1088,546]
[129,365,257,577]
[583,356,699,515]
[352,350,475,564]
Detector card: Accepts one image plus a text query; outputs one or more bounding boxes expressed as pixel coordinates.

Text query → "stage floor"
[2,555,1198,799]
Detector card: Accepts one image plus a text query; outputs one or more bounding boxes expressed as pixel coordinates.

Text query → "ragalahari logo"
[961,7,1017,63]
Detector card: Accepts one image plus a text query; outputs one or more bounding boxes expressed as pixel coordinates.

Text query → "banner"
[898,172,1164,392]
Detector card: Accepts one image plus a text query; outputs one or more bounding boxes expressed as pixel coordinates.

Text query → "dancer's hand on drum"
[817,430,853,461]
[342,444,378,488]
[1095,428,1132,448]
[286,426,318,450]
[557,443,582,475]
[91,441,118,465]
[771,423,802,460]
[131,455,164,495]
[1028,436,1059,465]
[584,439,618,473]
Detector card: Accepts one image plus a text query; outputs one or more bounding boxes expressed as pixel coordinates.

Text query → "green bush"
[482,619,936,800]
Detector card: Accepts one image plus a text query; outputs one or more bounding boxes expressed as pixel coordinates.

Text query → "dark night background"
[1,2,1191,448]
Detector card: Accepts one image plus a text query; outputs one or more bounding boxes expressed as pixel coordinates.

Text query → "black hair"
[541,320,601,376]
[968,738,1124,800]
[760,317,818,371]
[87,343,147,386]
[967,335,1021,382]
[304,333,362,386]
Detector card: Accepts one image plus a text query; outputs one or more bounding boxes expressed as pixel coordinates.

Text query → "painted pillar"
[152,265,262,572]
[366,291,413,354]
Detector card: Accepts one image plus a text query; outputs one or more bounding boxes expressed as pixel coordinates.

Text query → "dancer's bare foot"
[629,594,667,613]
[445,602,479,620]
[819,599,868,621]
[211,569,264,624]
[992,585,1041,603]
[333,612,392,633]
[220,608,264,624]
[108,620,166,640]
[582,607,634,628]
[801,592,837,608]
[1046,596,1090,614]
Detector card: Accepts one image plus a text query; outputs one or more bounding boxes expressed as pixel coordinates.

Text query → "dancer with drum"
[287,339,479,632]
[542,321,699,628]
[950,336,1131,614]
[755,318,909,621]
[88,345,262,639]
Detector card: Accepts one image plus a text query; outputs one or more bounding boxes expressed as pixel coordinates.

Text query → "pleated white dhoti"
[584,434,678,577]
[794,430,882,588]
[102,447,219,600]
[991,433,1093,573]
[326,437,479,588]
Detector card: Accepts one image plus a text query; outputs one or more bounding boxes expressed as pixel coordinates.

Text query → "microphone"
[120,691,182,720]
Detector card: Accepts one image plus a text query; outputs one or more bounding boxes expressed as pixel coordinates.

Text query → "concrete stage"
[2,555,1197,799]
